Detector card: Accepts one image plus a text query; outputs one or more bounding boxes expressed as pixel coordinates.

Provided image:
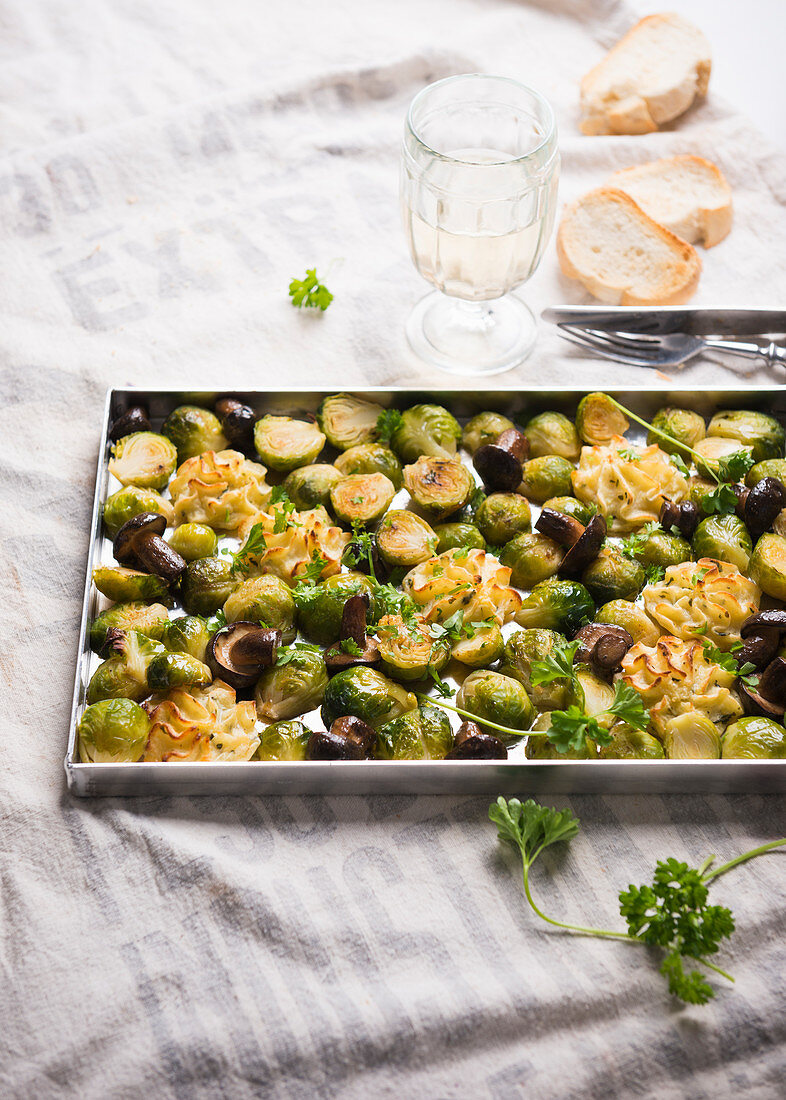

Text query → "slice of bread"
[557,188,702,305]
[605,155,732,247]
[581,14,711,136]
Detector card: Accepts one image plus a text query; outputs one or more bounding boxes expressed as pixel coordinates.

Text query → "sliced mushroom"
[742,478,786,542]
[113,513,186,584]
[473,428,529,492]
[207,622,281,690]
[445,719,507,759]
[535,508,584,547]
[109,404,151,442]
[573,622,634,677]
[659,499,700,539]
[307,716,377,760]
[738,630,781,671]
[216,396,257,454]
[740,654,786,719]
[559,514,607,578]
[741,610,786,636]
[324,594,380,673]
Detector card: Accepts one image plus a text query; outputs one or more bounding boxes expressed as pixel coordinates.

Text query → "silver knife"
[541,306,786,336]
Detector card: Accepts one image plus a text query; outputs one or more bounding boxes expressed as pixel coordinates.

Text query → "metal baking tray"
[66,386,786,796]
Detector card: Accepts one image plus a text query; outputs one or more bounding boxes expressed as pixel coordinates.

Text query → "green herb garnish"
[289,268,333,310]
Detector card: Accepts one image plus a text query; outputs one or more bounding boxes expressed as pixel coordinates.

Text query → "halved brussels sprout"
[254,415,325,472]
[523,411,581,461]
[295,572,376,644]
[255,646,329,721]
[403,456,475,520]
[456,670,534,741]
[375,614,450,681]
[516,578,595,635]
[223,574,297,642]
[500,628,572,709]
[321,666,417,729]
[103,486,174,538]
[433,522,485,555]
[284,464,345,510]
[376,700,453,760]
[746,459,786,489]
[162,405,228,461]
[598,721,665,759]
[90,601,169,651]
[722,716,786,759]
[180,557,237,616]
[692,515,752,572]
[647,407,706,455]
[78,698,149,762]
[461,412,516,456]
[92,566,171,605]
[475,493,531,545]
[707,410,786,463]
[391,404,462,463]
[147,652,212,691]
[500,533,563,589]
[663,711,721,759]
[451,622,504,668]
[518,456,574,504]
[167,523,218,562]
[541,496,597,525]
[595,600,661,645]
[581,547,645,604]
[161,615,211,659]
[693,436,754,480]
[86,631,165,704]
[749,533,786,599]
[317,393,384,450]
[109,432,178,490]
[334,444,403,490]
[631,529,692,570]
[570,667,615,719]
[330,472,396,525]
[575,392,628,445]
[376,510,437,568]
[254,720,312,762]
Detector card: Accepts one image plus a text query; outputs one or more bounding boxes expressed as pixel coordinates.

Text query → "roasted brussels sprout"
[330,472,396,525]
[162,405,228,461]
[180,557,237,616]
[254,720,312,762]
[318,393,384,451]
[376,510,437,568]
[92,566,171,605]
[500,533,563,589]
[147,652,212,691]
[167,522,218,562]
[160,615,211,659]
[647,406,706,455]
[255,646,329,721]
[295,572,376,644]
[403,456,475,520]
[575,392,628,445]
[103,486,174,538]
[518,455,574,504]
[692,515,752,573]
[746,458,786,489]
[663,712,721,759]
[391,404,462,463]
[321,666,417,729]
[223,575,297,642]
[516,578,595,635]
[433,522,485,555]
[570,667,615,720]
[541,496,597,525]
[461,411,516,455]
[500,628,571,709]
[109,432,178,490]
[254,415,325,472]
[631,528,692,570]
[86,631,165,704]
[598,722,665,759]
[451,622,505,668]
[455,670,534,740]
[90,601,169,651]
[375,614,450,681]
[686,476,718,507]
[581,547,645,604]
[334,443,403,490]
[749,533,786,600]
[693,436,754,481]
[283,464,345,510]
[475,493,531,545]
[722,715,786,759]
[707,410,786,463]
[376,702,453,760]
[594,600,661,646]
[78,698,149,763]
[523,411,581,461]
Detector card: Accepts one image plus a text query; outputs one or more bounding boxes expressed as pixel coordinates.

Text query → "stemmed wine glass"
[400,74,559,375]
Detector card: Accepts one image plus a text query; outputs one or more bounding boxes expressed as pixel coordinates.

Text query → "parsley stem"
[702,838,786,883]
[689,956,735,983]
[522,863,631,941]
[413,692,545,740]
[608,397,722,485]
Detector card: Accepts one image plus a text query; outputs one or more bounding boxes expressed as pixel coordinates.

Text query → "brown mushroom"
[535,508,584,547]
[445,719,507,759]
[216,396,257,454]
[740,654,786,719]
[659,499,700,539]
[739,611,786,669]
[324,594,380,673]
[207,622,281,690]
[109,404,151,442]
[742,478,786,541]
[113,513,186,584]
[573,622,633,677]
[473,428,529,492]
[559,514,607,577]
[307,716,377,760]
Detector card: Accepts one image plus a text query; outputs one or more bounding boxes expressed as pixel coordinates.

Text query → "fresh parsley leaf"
[606,680,649,730]
[489,797,580,867]
[428,666,453,697]
[700,638,759,688]
[643,562,665,584]
[228,522,267,572]
[531,640,580,687]
[288,268,333,310]
[617,447,641,461]
[548,706,612,754]
[339,638,363,656]
[272,498,300,534]
[619,522,662,563]
[375,408,403,444]
[717,450,754,483]
[295,550,329,587]
[274,642,322,667]
[691,565,711,586]
[701,483,741,516]
[204,609,227,633]
[670,452,691,477]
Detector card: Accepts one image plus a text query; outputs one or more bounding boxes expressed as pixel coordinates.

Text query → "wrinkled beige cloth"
[2,2,786,1098]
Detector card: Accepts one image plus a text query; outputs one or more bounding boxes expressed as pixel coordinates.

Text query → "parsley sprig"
[375,408,403,444]
[288,268,333,310]
[227,521,267,572]
[490,796,786,1005]
[699,636,759,689]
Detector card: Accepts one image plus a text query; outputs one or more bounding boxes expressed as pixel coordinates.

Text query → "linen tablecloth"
[2,1,785,1096]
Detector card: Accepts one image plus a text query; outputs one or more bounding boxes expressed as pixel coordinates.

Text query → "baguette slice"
[557,188,702,306]
[581,14,711,136]
[605,155,732,247]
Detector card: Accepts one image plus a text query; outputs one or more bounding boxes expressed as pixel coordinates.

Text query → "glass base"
[406,291,537,375]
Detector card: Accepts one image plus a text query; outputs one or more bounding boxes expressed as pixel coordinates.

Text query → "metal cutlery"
[542,305,786,336]
[555,326,786,370]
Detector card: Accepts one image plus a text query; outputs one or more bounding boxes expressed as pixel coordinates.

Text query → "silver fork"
[557,326,786,370]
